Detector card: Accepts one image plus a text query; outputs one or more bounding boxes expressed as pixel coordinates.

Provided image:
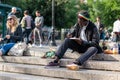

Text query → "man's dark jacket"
[71,21,103,53]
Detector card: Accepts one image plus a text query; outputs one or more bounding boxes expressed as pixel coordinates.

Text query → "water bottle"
[113,42,119,54]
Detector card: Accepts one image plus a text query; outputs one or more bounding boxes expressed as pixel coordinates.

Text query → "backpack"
[21,17,35,30]
[21,19,27,28]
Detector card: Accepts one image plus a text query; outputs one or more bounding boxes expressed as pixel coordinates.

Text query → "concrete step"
[0,62,120,80]
[25,47,120,61]
[0,71,67,80]
[0,56,120,71]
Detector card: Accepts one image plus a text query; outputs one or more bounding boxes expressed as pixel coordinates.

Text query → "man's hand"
[70,37,82,44]
[66,33,72,38]
[35,23,40,27]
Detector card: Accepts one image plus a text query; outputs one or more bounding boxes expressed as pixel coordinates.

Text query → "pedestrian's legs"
[76,47,98,65]
[22,30,26,42]
[37,29,42,45]
[26,29,32,44]
[28,30,33,44]
[39,28,43,43]
[33,28,36,44]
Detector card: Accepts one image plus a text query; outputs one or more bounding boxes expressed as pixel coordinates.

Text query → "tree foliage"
[88,0,120,29]
[1,0,68,29]
[2,0,120,30]
[1,0,88,29]
[64,0,88,28]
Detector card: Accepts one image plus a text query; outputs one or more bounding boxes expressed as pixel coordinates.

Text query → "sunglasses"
[7,18,13,21]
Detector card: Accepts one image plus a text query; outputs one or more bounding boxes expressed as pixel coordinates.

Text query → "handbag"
[8,42,27,56]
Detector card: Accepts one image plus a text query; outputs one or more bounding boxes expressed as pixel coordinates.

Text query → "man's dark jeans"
[116,34,120,42]
[23,29,32,44]
[55,38,98,65]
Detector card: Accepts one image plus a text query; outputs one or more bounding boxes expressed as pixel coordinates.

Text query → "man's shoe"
[73,61,79,65]
[66,63,79,70]
[47,61,60,66]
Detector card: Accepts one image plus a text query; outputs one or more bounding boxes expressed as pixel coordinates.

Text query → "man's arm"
[69,23,79,37]
[35,17,43,27]
[70,37,82,44]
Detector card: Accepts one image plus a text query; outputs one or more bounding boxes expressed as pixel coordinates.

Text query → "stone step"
[0,62,120,80]
[26,47,120,61]
[0,56,120,71]
[0,71,67,80]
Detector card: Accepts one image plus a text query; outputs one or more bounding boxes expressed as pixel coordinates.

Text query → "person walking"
[20,10,32,44]
[95,16,105,40]
[47,10,103,67]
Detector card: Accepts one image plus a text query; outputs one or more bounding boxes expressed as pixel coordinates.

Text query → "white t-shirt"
[80,26,87,42]
[113,20,120,32]
[80,22,89,42]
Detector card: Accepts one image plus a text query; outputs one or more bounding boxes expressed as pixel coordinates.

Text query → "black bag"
[31,20,35,30]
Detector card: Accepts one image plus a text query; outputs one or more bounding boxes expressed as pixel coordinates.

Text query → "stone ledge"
[26,47,120,61]
[0,71,67,80]
[0,56,120,72]
[0,62,119,80]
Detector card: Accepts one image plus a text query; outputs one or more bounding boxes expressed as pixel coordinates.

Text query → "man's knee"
[88,47,98,53]
[64,38,71,43]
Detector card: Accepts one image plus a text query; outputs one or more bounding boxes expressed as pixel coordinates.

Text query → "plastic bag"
[8,42,27,56]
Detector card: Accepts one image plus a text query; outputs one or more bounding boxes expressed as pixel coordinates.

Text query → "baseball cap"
[78,10,90,20]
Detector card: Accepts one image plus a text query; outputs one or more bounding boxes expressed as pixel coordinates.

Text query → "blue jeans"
[0,43,15,55]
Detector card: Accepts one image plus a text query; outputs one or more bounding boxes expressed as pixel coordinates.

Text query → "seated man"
[47,10,103,67]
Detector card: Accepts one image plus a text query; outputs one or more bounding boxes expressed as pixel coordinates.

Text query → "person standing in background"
[8,7,17,17]
[113,16,120,41]
[32,10,44,47]
[95,17,105,40]
[20,10,32,44]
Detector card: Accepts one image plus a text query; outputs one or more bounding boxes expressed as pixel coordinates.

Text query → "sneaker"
[47,61,60,66]
[73,61,79,65]
[66,63,79,70]
[28,44,32,48]
[32,44,36,47]
[38,44,43,47]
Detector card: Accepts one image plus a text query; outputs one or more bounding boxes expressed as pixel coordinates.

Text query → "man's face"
[12,9,16,13]
[96,17,100,22]
[78,18,88,27]
[36,12,40,17]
